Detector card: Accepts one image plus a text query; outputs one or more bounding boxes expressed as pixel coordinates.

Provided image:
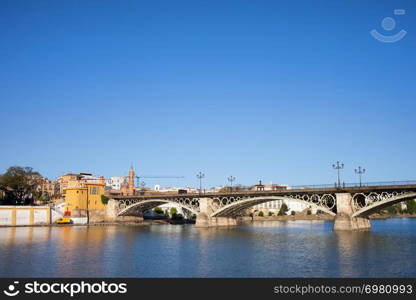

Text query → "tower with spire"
[128,165,135,195]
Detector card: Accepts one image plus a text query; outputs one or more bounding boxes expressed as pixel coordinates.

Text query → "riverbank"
[246,213,416,222]
[370,213,416,219]
[244,215,335,222]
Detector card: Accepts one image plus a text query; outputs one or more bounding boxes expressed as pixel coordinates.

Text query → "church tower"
[128,165,135,195]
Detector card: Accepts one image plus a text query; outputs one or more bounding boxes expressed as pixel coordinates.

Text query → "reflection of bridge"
[106,182,416,231]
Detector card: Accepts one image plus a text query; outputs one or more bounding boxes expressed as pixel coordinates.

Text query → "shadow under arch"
[117,199,199,217]
[210,196,336,218]
[352,192,416,217]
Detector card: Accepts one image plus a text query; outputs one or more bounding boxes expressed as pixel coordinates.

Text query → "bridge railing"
[289,180,416,190]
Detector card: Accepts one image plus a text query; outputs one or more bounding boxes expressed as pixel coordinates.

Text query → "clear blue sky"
[1,0,415,188]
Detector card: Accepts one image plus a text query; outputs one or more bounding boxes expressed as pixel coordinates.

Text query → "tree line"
[0,166,43,205]
[378,200,416,215]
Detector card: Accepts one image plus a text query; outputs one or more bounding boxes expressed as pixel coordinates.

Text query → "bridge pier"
[195,198,238,227]
[195,214,238,227]
[333,193,371,231]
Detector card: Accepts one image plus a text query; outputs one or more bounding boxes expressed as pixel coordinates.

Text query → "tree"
[153,206,163,214]
[101,195,109,205]
[406,200,416,214]
[291,211,296,216]
[258,211,264,217]
[385,205,397,214]
[0,166,42,205]
[170,207,177,218]
[173,213,184,220]
[307,210,312,215]
[40,193,50,204]
[268,211,273,216]
[278,203,289,216]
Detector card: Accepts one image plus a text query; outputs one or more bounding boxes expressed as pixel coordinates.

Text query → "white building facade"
[106,176,126,190]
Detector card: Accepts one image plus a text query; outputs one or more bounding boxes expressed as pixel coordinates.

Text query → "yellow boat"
[56,217,73,224]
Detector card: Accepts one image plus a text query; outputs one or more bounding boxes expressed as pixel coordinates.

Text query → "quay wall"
[0,206,51,226]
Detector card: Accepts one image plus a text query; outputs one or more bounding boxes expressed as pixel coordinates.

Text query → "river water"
[1,218,416,277]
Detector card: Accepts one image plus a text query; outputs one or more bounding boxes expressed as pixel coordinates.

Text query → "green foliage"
[268,211,273,216]
[378,203,408,215]
[291,211,296,216]
[406,200,416,214]
[101,195,109,205]
[40,193,50,204]
[278,203,289,216]
[170,207,177,216]
[385,205,397,214]
[0,166,42,205]
[172,213,184,220]
[258,211,264,217]
[153,206,163,214]
[249,212,253,217]
[307,210,312,215]
[164,209,169,216]
[377,200,410,215]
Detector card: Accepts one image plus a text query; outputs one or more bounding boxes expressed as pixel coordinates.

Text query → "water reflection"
[335,231,370,277]
[1,219,416,277]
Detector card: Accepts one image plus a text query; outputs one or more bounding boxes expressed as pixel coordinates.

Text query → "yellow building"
[64,176,107,216]
[58,173,83,196]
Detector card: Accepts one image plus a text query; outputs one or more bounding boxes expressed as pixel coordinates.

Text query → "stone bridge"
[106,183,416,231]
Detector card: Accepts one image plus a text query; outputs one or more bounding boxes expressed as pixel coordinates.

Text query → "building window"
[90,187,98,195]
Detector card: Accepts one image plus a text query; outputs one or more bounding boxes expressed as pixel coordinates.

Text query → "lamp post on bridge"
[196,172,205,194]
[355,166,366,187]
[332,161,344,188]
[227,175,236,191]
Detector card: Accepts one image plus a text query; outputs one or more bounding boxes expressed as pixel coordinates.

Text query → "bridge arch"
[117,199,199,217]
[210,196,336,218]
[352,192,416,217]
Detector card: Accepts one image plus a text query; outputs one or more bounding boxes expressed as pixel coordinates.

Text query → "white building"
[153,185,199,193]
[252,200,309,215]
[106,176,126,190]
[149,185,199,218]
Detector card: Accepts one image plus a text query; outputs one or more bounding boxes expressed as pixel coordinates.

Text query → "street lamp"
[196,172,205,194]
[227,175,236,191]
[355,166,366,187]
[332,161,344,188]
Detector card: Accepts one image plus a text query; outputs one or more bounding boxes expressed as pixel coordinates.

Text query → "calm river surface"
[1,218,416,277]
